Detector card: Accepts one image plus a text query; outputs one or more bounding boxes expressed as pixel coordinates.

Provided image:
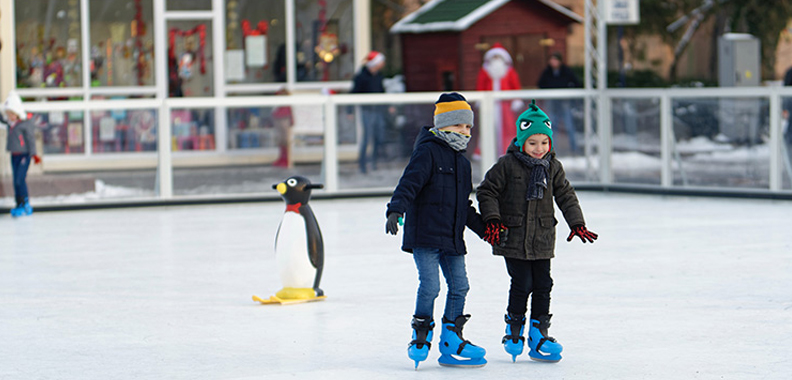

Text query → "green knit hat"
[515,99,553,152]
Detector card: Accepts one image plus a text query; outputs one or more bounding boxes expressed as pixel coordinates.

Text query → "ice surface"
[1,193,791,379]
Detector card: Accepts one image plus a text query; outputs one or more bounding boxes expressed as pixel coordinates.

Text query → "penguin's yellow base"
[252,288,326,305]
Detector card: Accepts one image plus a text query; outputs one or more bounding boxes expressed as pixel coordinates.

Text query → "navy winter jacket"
[387,127,485,254]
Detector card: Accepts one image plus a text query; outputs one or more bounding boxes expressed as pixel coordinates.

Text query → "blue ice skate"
[437,315,486,368]
[407,316,434,369]
[528,315,563,362]
[10,205,23,217]
[21,199,33,216]
[502,313,526,362]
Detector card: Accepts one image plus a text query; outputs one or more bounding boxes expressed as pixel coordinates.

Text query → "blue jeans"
[545,99,578,154]
[359,109,386,173]
[412,247,470,321]
[11,154,31,206]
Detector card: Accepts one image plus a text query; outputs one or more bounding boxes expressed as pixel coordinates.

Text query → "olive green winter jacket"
[476,145,584,260]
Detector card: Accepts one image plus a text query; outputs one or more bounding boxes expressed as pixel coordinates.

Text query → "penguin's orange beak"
[275,183,287,194]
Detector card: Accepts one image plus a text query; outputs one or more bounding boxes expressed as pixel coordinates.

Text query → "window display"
[15,0,82,88]
[167,21,214,97]
[90,107,158,153]
[295,0,354,82]
[89,0,155,87]
[225,0,286,84]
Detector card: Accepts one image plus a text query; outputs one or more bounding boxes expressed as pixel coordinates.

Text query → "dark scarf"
[512,151,550,201]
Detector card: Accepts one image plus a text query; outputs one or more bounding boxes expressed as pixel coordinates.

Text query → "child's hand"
[32,155,42,165]
[484,220,508,246]
[386,212,403,235]
[567,225,598,243]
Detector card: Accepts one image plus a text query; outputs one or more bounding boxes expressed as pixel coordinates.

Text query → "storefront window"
[295,0,354,82]
[167,0,212,11]
[91,108,158,153]
[15,0,83,88]
[33,111,85,155]
[88,0,155,87]
[224,0,286,84]
[167,21,214,97]
[171,108,216,151]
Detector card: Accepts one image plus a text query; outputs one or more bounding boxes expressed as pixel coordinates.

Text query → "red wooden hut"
[391,0,582,92]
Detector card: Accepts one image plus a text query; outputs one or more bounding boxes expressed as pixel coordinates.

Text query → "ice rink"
[1,192,791,379]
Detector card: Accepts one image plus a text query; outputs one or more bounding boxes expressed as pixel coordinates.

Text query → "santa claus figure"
[476,43,522,154]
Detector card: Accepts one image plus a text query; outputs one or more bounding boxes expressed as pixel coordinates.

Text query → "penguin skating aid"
[253,176,326,305]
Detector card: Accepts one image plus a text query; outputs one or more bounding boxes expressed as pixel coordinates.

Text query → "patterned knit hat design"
[515,99,552,151]
[434,92,474,129]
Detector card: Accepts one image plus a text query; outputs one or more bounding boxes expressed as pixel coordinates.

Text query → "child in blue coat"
[2,92,41,217]
[385,92,488,369]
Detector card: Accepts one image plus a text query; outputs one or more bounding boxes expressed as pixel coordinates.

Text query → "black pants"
[504,257,553,319]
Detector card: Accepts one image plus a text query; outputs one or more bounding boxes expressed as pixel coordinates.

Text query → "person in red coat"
[476,43,523,154]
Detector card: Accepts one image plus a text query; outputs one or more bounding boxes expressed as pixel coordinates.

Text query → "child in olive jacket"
[385,92,488,369]
[476,100,597,363]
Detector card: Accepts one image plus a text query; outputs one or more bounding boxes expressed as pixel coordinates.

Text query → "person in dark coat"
[352,51,387,173]
[537,52,582,154]
[477,100,597,363]
[385,92,488,368]
[2,92,41,217]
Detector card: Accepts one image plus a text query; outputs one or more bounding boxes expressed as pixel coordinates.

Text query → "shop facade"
[0,0,370,170]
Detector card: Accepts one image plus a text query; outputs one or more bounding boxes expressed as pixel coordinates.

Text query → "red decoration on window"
[168,25,207,75]
[241,20,269,37]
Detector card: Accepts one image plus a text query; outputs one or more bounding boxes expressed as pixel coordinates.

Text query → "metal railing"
[12,86,792,206]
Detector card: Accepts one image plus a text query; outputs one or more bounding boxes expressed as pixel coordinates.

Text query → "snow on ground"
[1,193,790,379]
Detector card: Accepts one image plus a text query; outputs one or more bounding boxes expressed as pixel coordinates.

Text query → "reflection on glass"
[295,0,354,82]
[335,102,489,189]
[611,98,661,185]
[89,0,155,87]
[171,109,215,151]
[15,0,82,88]
[34,111,85,154]
[167,21,214,97]
[672,98,769,188]
[90,109,158,153]
[225,1,286,84]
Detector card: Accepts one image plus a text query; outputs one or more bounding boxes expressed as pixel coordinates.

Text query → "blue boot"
[502,313,526,362]
[437,314,487,367]
[21,199,33,216]
[528,314,563,362]
[407,316,434,369]
[10,205,23,217]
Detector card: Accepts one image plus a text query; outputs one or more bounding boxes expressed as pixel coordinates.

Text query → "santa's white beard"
[484,59,508,81]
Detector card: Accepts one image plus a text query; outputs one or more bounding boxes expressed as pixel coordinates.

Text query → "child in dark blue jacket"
[385,92,488,369]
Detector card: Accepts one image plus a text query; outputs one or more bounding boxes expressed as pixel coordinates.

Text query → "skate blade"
[252,294,326,305]
[438,355,487,368]
[529,351,561,363]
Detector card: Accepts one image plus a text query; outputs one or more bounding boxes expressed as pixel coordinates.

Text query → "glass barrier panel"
[34,111,85,155]
[611,98,661,185]
[90,109,158,153]
[672,97,769,189]
[172,105,325,196]
[335,101,485,190]
[782,96,792,191]
[170,108,216,152]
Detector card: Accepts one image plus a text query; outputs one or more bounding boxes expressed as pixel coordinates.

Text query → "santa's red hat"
[484,43,513,65]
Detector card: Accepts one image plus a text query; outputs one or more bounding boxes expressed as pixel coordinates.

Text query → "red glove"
[567,225,598,243]
[484,220,508,246]
[32,155,42,165]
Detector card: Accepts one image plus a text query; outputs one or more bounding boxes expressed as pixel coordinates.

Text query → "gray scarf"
[431,127,470,152]
[512,151,550,201]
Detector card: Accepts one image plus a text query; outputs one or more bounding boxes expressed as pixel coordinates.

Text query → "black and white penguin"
[272,176,324,300]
